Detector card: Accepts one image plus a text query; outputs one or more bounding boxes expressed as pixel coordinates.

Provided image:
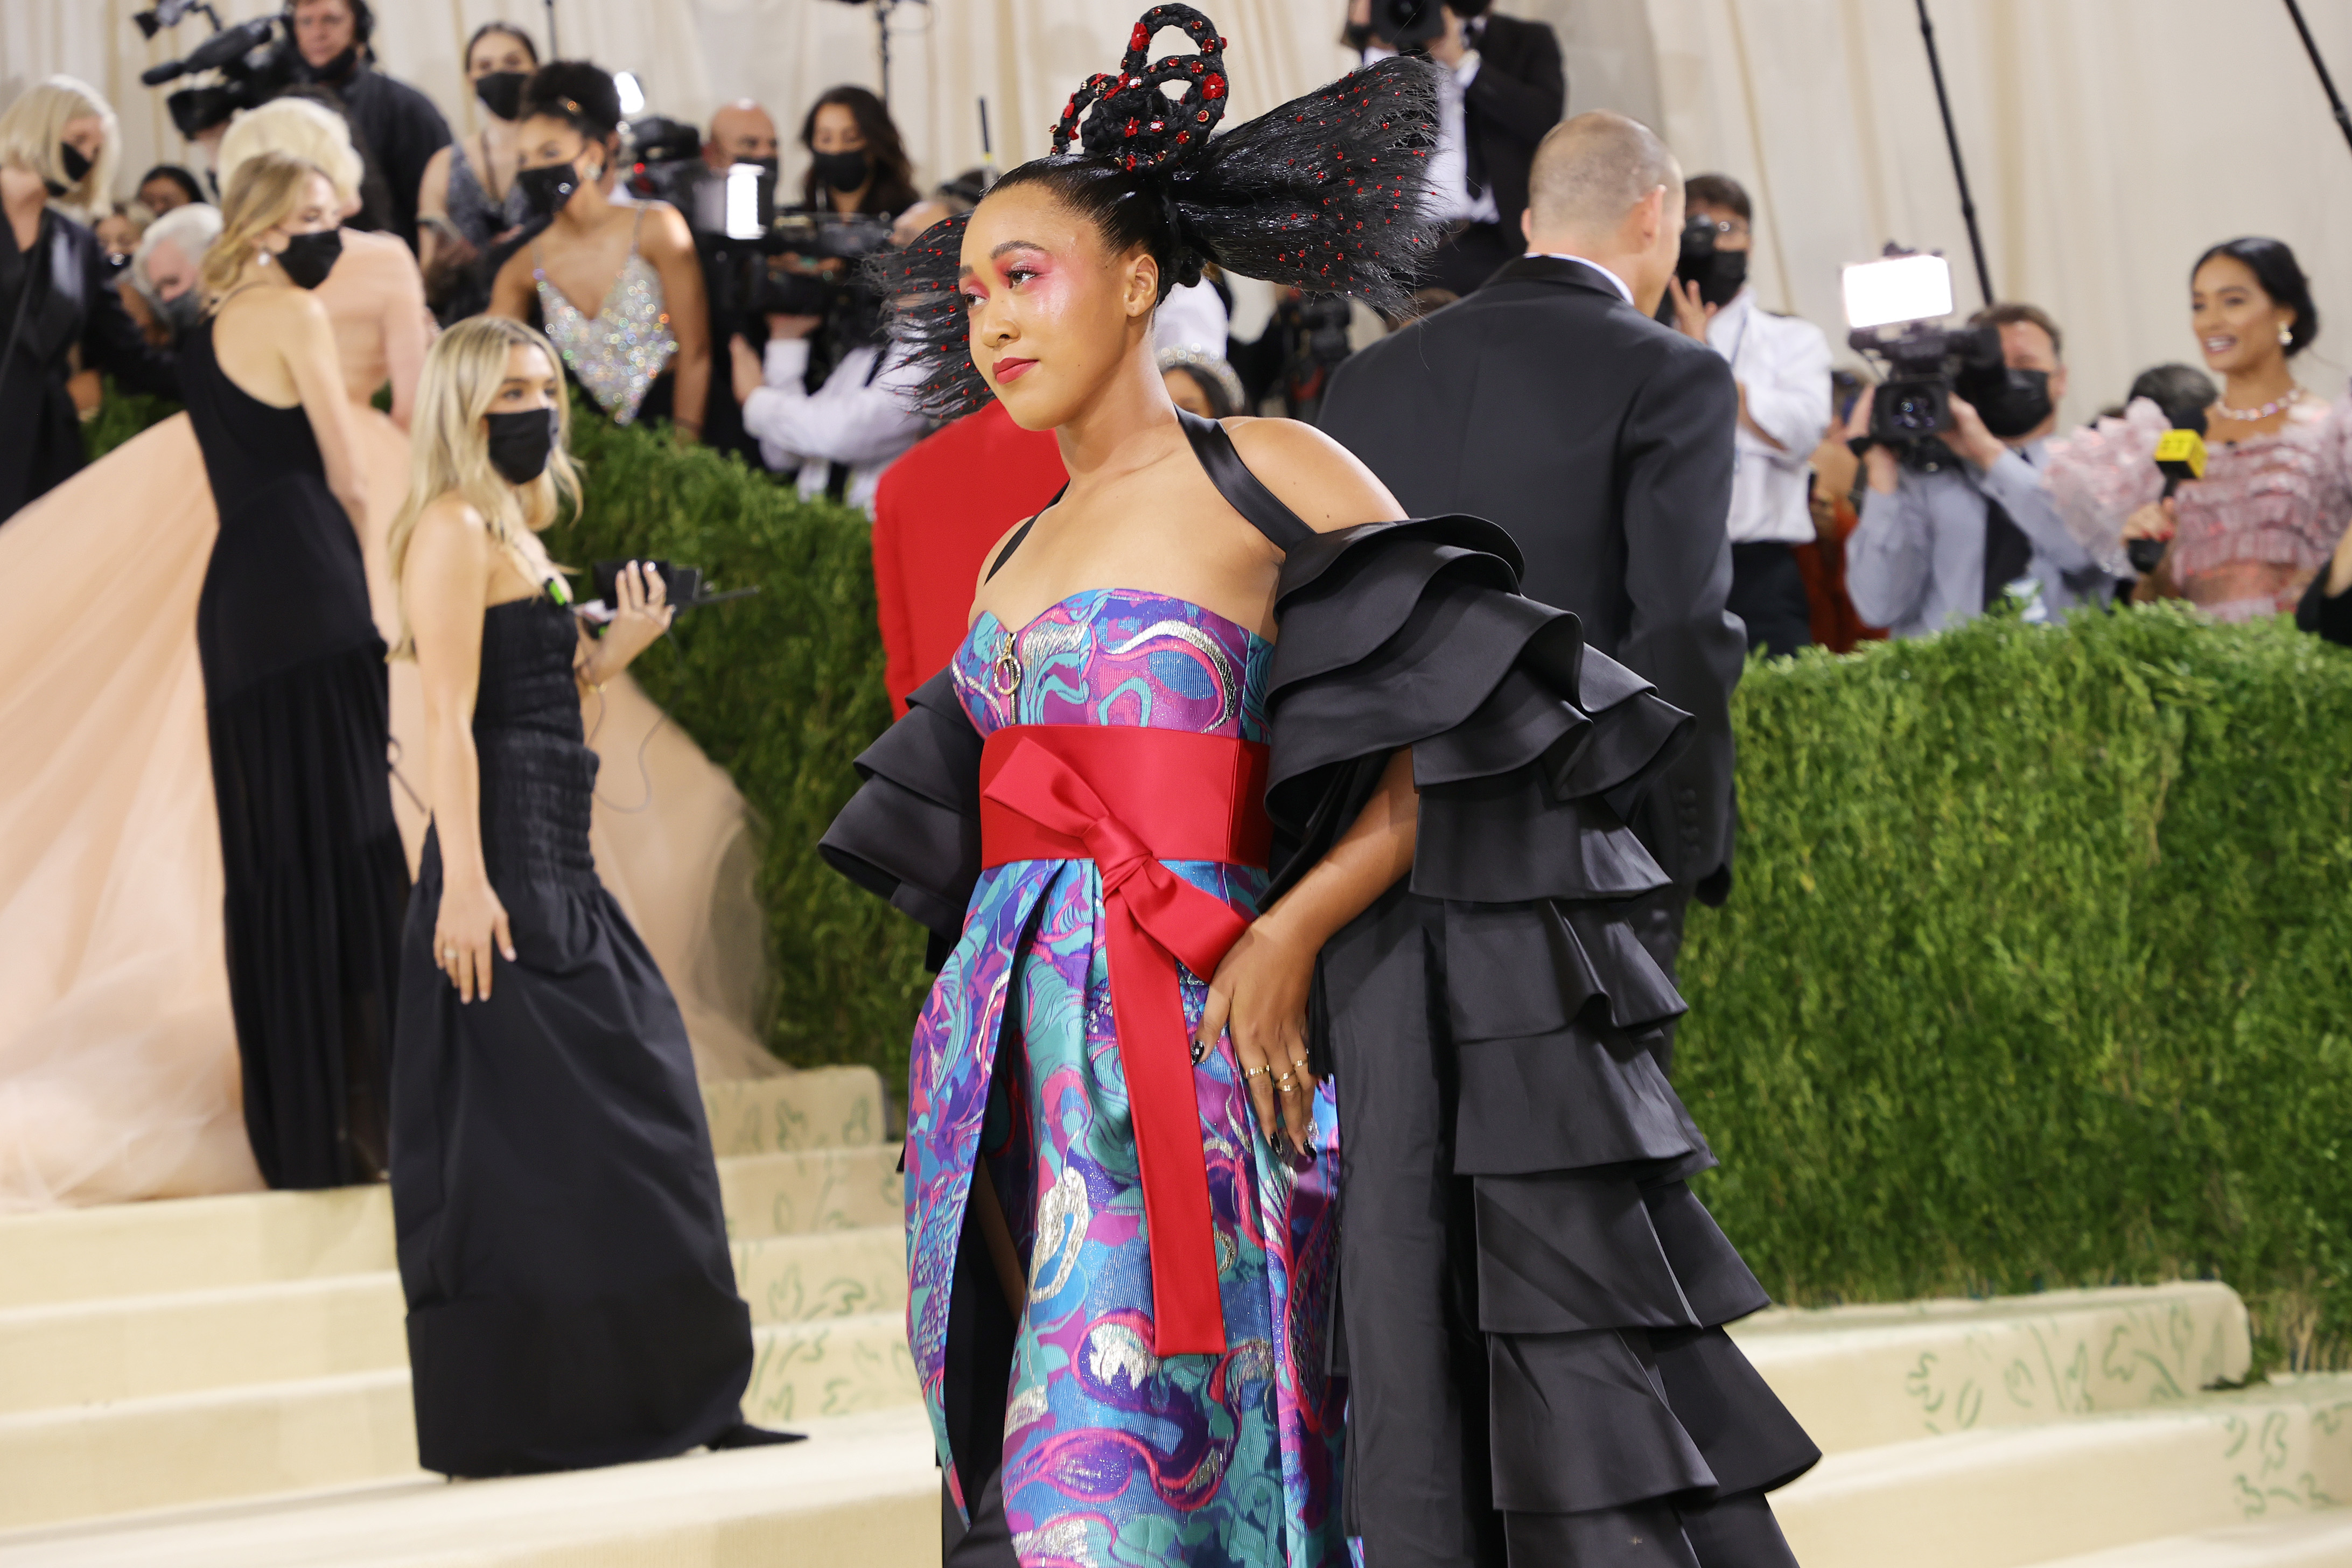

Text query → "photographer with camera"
[1346,0,1565,296]
[704,101,779,178]
[282,0,449,251]
[1669,173,1830,659]
[1846,302,2110,637]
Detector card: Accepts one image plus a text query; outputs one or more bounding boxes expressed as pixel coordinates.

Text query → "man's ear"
[1632,185,1666,248]
[1520,207,1534,247]
[2050,363,2070,404]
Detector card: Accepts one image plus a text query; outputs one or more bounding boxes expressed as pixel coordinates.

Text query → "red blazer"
[871,401,1068,715]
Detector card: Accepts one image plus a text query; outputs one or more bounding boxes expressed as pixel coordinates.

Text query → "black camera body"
[1847,320,2004,460]
[641,136,897,331]
[1367,0,1446,47]
[138,12,296,139]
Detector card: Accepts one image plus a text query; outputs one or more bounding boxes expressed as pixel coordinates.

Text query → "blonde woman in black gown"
[184,150,408,1188]
[386,314,788,1475]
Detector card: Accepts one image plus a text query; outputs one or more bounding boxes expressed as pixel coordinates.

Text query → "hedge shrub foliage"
[1678,607,2352,1364]
[86,390,2352,1359]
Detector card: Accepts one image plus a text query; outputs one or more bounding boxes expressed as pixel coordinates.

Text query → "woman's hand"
[2123,497,2177,541]
[433,876,514,1003]
[583,560,675,684]
[1195,909,1321,1158]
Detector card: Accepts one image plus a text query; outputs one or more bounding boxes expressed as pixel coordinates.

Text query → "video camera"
[1359,0,1446,49]
[626,121,895,331]
[134,2,296,141]
[1842,248,2007,464]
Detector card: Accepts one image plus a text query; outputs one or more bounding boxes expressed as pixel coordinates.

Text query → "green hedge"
[1677,607,2352,1367]
[82,390,2352,1365]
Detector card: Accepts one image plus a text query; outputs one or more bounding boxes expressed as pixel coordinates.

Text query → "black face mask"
[1972,367,2055,439]
[159,288,206,338]
[474,71,528,122]
[55,142,93,193]
[747,155,780,179]
[516,160,585,220]
[1694,248,1748,310]
[485,407,557,485]
[811,149,869,193]
[275,227,344,290]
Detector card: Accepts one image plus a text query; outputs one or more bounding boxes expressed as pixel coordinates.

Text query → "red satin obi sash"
[979,724,1273,1356]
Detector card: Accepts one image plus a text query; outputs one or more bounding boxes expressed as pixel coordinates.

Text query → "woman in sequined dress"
[488,62,709,438]
[2047,237,2352,620]
[823,9,1818,1564]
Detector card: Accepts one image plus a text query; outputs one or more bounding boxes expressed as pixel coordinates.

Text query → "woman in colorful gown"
[387,315,782,1474]
[2046,237,2351,620]
[489,61,710,437]
[822,9,1817,1563]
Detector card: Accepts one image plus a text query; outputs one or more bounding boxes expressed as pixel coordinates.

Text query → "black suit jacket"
[1318,255,1745,898]
[1464,13,1566,246]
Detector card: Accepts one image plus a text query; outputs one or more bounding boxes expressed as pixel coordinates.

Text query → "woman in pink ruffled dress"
[2046,237,2352,621]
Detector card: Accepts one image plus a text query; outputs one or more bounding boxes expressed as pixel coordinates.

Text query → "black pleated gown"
[389,597,752,1478]
[182,318,408,1188]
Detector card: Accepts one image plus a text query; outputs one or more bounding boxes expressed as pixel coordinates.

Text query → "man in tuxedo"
[1319,111,1746,1042]
[1348,1,1566,296]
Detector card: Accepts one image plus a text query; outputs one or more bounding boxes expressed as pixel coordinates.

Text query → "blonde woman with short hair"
[0,74,174,520]
[184,149,409,1190]
[385,314,787,1476]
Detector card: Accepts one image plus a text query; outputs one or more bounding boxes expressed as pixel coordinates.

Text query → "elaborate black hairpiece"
[1053,4,1230,173]
[871,8,1441,424]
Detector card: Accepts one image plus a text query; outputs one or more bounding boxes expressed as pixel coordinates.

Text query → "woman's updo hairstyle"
[2195,236,2319,358]
[876,3,1440,422]
[521,61,622,144]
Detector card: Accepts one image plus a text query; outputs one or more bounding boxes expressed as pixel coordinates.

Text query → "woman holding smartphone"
[386,315,783,1475]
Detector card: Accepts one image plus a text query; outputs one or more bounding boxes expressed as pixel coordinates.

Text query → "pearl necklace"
[2215,384,2304,423]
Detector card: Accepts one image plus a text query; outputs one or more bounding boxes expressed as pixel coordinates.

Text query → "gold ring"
[1276,1073,1295,1090]
[1244,1063,1270,1079]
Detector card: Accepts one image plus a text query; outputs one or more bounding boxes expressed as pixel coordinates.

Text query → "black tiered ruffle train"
[1267,514,1818,1566]
[821,494,1817,1567]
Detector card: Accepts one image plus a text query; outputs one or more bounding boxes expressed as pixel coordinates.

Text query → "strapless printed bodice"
[950,589,1269,743]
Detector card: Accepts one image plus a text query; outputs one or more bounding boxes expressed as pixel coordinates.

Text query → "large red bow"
[982,731,1261,1355]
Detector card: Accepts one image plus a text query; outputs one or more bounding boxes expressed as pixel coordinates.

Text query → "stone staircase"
[0,1066,939,1565]
[2,1067,2349,1565]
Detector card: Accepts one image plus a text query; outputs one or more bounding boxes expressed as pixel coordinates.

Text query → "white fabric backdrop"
[7,0,2351,424]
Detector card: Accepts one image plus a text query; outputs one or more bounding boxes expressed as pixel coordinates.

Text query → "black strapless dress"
[180,318,408,1188]
[388,596,752,1478]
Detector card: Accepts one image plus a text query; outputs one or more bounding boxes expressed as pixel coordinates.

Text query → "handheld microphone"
[140,16,274,87]
[2126,417,2208,577]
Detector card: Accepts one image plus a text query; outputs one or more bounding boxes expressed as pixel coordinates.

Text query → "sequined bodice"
[535,230,677,426]
[951,589,1269,743]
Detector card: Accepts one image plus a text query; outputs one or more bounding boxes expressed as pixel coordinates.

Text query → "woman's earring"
[257,250,271,265]
[2279,323,2294,347]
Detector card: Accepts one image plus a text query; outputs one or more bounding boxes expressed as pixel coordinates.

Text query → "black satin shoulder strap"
[984,486,1067,582]
[1176,408,1315,551]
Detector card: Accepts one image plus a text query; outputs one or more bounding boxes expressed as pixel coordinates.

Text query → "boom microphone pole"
[2281,0,2352,159]
[1913,0,1995,309]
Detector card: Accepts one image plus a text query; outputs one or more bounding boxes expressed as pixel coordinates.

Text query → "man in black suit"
[1319,111,1746,1045]
[1348,1,1566,297]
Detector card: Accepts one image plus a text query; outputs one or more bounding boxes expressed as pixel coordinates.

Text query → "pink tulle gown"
[0,230,774,1211]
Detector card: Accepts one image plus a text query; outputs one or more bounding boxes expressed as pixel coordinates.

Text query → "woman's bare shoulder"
[1222,416,1402,534]
[409,492,495,552]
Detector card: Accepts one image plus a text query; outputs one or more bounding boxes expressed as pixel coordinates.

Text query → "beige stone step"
[0,1407,939,1567]
[0,1140,901,1312]
[0,1227,907,1416]
[719,1144,902,1241]
[0,1313,920,1531]
[702,1066,887,1159]
[1772,1374,2352,1568]
[1731,1281,2252,1454]
[2023,1508,2352,1566]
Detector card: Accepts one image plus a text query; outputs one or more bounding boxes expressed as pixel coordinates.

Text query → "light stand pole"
[2282,0,2352,159]
[1913,0,1995,309]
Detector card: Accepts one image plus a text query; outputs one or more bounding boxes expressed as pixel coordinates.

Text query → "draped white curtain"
[8,0,2352,424]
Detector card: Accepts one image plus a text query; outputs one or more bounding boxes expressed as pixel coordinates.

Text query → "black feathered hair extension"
[870,4,1442,423]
